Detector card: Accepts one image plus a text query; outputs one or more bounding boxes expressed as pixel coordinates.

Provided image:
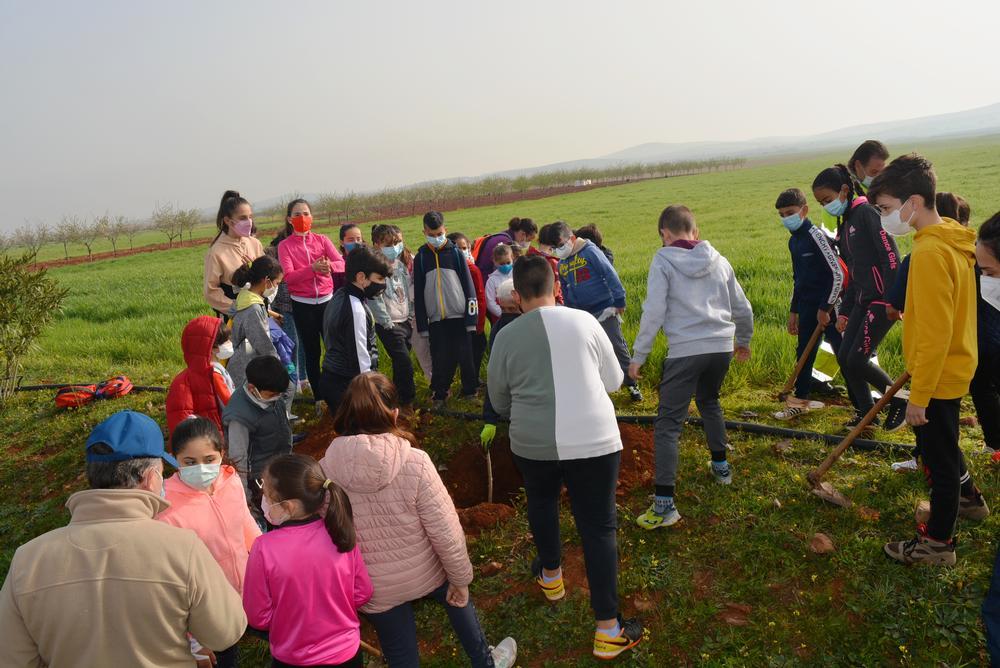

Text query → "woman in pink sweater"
[276,199,345,394]
[320,374,517,668]
[158,416,261,668]
[204,190,265,318]
[244,453,372,668]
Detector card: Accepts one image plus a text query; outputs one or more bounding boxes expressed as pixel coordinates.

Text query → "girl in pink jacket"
[276,199,345,394]
[158,416,262,668]
[320,373,517,668]
[244,453,372,668]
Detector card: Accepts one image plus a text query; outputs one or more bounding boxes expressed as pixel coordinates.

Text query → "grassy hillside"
[4,138,1000,666]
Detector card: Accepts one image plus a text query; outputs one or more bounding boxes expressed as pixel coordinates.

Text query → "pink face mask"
[260,495,288,526]
[232,219,253,238]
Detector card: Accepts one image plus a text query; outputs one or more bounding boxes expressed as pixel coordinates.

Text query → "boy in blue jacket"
[774,188,847,420]
[414,211,480,406]
[539,221,641,402]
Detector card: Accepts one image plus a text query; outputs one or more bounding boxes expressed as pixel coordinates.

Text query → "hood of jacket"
[656,239,722,278]
[235,288,264,312]
[321,432,411,495]
[916,218,976,264]
[181,316,221,371]
[66,488,169,522]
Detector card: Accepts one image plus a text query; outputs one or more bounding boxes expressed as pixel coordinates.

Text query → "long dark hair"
[231,254,283,289]
[265,454,356,552]
[372,224,412,267]
[332,373,415,444]
[170,416,224,456]
[214,190,250,242]
[276,198,311,243]
[979,212,1000,262]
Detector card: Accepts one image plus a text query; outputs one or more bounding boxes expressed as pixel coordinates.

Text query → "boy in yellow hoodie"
[869,154,988,566]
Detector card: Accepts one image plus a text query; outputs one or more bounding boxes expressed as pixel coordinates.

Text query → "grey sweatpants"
[599,315,637,388]
[654,351,732,488]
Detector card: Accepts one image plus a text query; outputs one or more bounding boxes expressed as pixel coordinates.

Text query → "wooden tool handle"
[780,320,826,397]
[809,371,911,483]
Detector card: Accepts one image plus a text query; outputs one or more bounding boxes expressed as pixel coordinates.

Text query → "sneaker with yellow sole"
[593,617,643,660]
[531,557,564,601]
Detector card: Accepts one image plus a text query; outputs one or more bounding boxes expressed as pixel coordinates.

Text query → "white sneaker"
[491,637,517,668]
[890,458,919,472]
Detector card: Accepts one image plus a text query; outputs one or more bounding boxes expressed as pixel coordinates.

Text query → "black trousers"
[970,350,1000,450]
[838,301,895,415]
[376,321,416,404]
[513,451,621,621]
[918,398,967,541]
[428,319,477,400]
[318,371,354,418]
[291,300,329,392]
[471,331,488,381]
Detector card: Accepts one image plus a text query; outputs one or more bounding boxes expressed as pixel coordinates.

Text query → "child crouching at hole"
[320,373,517,668]
[243,454,373,668]
[158,416,262,668]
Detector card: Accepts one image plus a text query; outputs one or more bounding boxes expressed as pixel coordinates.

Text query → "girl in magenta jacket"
[158,416,261,668]
[243,453,372,668]
[276,199,345,394]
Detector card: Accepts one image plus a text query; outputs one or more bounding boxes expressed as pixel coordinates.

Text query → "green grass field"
[4,136,1000,666]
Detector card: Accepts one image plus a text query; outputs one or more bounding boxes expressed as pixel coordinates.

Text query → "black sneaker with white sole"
[883,397,907,432]
[628,385,643,402]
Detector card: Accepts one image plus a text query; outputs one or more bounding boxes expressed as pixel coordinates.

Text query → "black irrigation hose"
[15,383,912,454]
[431,408,914,455]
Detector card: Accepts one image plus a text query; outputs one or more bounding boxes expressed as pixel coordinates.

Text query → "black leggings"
[291,300,329,392]
[970,350,1000,450]
[838,301,896,415]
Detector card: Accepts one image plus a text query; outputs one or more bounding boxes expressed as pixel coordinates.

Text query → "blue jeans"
[365,580,494,667]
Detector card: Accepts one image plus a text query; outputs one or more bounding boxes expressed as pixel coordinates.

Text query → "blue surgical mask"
[344,242,359,254]
[381,242,403,261]
[426,235,446,249]
[781,213,805,232]
[497,263,513,275]
[823,197,848,217]
[178,463,221,491]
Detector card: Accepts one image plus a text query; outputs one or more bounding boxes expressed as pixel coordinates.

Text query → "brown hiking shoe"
[884,534,956,566]
[959,494,990,521]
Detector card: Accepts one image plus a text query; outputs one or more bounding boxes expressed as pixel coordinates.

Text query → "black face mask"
[363,281,387,299]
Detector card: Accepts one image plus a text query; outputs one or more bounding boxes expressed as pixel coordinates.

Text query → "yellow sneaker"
[531,557,564,601]
[593,617,643,660]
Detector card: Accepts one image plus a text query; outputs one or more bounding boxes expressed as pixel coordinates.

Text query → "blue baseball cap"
[85,410,178,468]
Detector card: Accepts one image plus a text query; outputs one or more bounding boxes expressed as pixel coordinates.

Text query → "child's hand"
[627,362,642,381]
[196,649,217,668]
[446,583,470,607]
[835,316,849,333]
[734,346,751,362]
[886,305,902,321]
[905,401,928,427]
[817,309,831,327]
[787,313,798,335]
[313,257,331,275]
[615,306,626,315]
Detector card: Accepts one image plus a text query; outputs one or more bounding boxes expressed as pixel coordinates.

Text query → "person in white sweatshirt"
[628,204,754,530]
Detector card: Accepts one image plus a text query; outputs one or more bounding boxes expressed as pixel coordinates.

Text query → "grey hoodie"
[632,240,753,362]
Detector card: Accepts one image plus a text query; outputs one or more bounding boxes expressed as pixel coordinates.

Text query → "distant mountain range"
[255,102,1000,210]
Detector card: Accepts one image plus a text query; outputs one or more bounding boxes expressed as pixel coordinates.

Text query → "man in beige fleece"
[0,410,246,668]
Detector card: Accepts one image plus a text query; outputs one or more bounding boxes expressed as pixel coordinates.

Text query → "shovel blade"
[811,481,853,508]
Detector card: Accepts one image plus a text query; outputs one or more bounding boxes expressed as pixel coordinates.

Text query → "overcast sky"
[1,0,998,230]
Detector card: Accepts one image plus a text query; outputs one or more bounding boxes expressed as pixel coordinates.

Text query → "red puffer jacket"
[166,316,228,438]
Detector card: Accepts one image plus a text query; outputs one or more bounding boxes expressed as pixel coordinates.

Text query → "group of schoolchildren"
[151,142,1000,665]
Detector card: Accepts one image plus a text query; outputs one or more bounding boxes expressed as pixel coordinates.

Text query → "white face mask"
[215,340,234,360]
[248,384,281,404]
[263,284,279,302]
[178,463,221,491]
[862,174,874,188]
[982,276,1000,311]
[880,198,916,237]
[552,242,572,259]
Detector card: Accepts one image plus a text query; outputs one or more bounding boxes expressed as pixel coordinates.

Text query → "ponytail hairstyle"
[231,254,283,290]
[812,164,863,207]
[214,190,251,242]
[848,140,889,178]
[957,196,971,226]
[332,373,415,444]
[373,224,412,267]
[935,192,961,221]
[170,415,225,458]
[264,454,356,552]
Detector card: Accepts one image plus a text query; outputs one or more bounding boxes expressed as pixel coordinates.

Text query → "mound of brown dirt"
[294,414,338,460]
[457,503,516,534]
[443,436,524,508]
[617,422,655,496]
